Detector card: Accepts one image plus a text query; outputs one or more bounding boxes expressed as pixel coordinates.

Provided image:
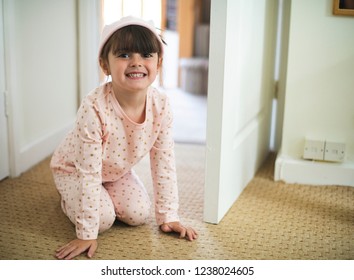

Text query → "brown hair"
[99,25,163,63]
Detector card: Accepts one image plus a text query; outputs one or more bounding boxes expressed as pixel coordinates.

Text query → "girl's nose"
[130,54,142,67]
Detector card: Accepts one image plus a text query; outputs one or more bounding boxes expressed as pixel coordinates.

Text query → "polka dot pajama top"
[50,82,179,239]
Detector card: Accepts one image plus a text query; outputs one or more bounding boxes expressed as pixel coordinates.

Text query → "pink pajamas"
[50,82,179,240]
[53,172,116,237]
[104,170,151,226]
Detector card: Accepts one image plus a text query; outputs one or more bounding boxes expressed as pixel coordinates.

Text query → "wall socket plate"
[303,139,346,162]
[303,139,325,160]
[324,141,346,162]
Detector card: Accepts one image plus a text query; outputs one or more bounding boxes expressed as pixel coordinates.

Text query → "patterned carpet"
[0,144,353,260]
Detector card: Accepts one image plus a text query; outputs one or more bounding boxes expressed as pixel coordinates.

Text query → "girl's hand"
[160,222,198,241]
[55,239,98,260]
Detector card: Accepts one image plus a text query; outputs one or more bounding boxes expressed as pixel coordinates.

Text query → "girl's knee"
[117,204,151,226]
[98,210,116,233]
[98,196,116,233]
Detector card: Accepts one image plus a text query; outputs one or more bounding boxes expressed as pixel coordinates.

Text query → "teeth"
[128,73,144,78]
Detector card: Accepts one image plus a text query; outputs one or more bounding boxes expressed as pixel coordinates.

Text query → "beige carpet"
[0,144,353,260]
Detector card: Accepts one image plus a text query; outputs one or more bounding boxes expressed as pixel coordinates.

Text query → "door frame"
[0,0,10,180]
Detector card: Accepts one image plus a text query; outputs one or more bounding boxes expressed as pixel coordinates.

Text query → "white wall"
[77,0,101,100]
[3,0,79,176]
[275,0,354,186]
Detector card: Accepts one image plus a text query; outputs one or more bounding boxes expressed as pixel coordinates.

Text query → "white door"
[0,0,10,180]
[204,0,278,223]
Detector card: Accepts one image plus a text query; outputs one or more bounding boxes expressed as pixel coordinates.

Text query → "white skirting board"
[274,152,354,187]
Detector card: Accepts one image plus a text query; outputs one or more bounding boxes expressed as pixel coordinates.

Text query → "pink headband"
[98,16,164,62]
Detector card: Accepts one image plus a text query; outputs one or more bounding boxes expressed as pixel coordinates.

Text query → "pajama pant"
[54,170,151,236]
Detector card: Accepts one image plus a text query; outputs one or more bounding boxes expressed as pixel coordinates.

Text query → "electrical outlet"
[324,141,346,162]
[303,139,325,160]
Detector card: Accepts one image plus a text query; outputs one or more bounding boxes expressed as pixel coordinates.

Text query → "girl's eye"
[118,53,129,58]
[143,53,153,58]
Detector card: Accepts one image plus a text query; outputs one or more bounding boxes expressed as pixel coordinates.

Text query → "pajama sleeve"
[73,98,104,240]
[150,97,180,225]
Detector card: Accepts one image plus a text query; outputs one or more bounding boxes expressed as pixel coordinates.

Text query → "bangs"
[102,25,162,59]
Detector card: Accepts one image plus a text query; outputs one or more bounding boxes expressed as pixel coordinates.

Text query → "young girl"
[50,16,198,260]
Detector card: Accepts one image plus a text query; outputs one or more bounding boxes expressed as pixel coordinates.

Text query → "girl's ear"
[157,57,163,70]
[99,58,110,76]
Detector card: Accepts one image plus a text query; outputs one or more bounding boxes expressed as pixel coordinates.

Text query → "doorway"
[161,0,209,144]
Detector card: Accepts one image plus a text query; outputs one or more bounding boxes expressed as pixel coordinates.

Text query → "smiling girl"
[50,16,198,260]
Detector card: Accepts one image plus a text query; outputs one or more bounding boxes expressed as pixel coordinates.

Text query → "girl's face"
[104,50,161,95]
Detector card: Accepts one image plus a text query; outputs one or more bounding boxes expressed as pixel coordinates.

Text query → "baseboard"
[275,153,354,187]
[17,121,74,176]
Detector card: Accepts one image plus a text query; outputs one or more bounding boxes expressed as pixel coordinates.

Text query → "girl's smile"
[126,72,147,79]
